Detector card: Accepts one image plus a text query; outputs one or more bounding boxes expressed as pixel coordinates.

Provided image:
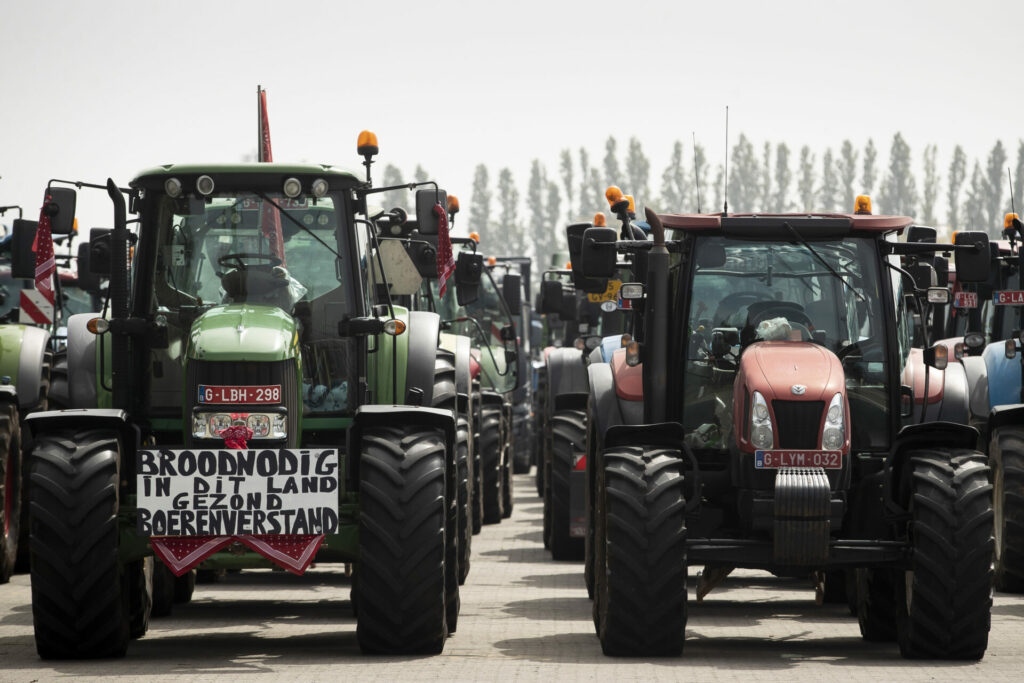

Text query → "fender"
[609,349,644,424]
[405,310,442,406]
[24,408,140,480]
[350,404,457,488]
[961,354,990,422]
[453,334,472,414]
[5,324,50,410]
[547,347,588,413]
[599,334,621,363]
[886,421,981,511]
[988,404,1024,439]
[587,362,623,441]
[984,340,1022,410]
[66,313,100,408]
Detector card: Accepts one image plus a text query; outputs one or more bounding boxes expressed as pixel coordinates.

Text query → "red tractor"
[578,195,995,659]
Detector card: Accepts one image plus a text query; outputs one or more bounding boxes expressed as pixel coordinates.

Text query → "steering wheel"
[713,292,763,325]
[837,338,884,362]
[217,252,283,271]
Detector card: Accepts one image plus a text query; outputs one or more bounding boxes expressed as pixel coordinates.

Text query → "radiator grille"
[771,400,824,450]
[185,359,299,447]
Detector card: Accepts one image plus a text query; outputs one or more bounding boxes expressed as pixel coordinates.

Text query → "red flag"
[33,195,56,305]
[258,87,285,264]
[435,203,456,296]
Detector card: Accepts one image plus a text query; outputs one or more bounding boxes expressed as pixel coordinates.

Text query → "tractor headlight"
[750,391,773,449]
[822,393,845,450]
[192,410,287,439]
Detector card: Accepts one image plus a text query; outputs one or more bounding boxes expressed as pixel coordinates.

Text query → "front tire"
[0,401,21,583]
[549,409,585,561]
[356,425,448,654]
[990,426,1024,592]
[597,446,687,656]
[29,430,130,659]
[896,450,993,660]
[480,404,504,524]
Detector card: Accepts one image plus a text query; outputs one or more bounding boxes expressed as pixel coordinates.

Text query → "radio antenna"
[722,105,729,216]
[1010,167,1017,216]
[692,131,702,213]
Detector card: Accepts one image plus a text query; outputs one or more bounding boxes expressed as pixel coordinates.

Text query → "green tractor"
[384,222,520,527]
[22,137,464,657]
[0,202,83,581]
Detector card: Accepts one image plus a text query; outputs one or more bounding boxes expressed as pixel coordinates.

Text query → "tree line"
[378,135,1024,268]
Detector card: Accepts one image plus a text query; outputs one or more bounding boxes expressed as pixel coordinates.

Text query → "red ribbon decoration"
[435,202,456,296]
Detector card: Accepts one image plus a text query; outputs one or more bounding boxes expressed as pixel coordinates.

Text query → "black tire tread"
[0,402,20,583]
[356,425,448,654]
[897,450,993,660]
[991,427,1024,592]
[480,405,504,524]
[598,446,687,656]
[549,409,585,561]
[29,430,128,659]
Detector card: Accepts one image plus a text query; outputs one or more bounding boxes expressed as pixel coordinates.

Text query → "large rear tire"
[29,430,130,659]
[431,353,460,634]
[501,407,513,519]
[549,409,585,561]
[356,425,448,654]
[597,446,687,656]
[0,401,21,583]
[990,426,1024,592]
[456,422,472,584]
[151,561,176,617]
[480,404,504,524]
[896,450,993,660]
[471,388,484,534]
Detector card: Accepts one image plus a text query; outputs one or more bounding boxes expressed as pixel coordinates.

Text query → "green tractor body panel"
[367,305,409,404]
[0,325,28,387]
[186,304,299,362]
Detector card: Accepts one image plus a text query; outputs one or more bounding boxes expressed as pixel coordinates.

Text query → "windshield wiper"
[784,222,865,303]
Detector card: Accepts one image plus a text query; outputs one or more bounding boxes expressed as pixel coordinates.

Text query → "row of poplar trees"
[379,135,1024,268]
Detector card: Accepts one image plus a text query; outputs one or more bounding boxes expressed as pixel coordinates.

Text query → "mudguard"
[599,335,621,363]
[988,404,1024,438]
[66,313,100,408]
[547,347,588,412]
[350,404,457,485]
[24,408,140,459]
[0,324,50,410]
[588,346,604,365]
[587,362,623,440]
[984,340,1022,410]
[961,355,991,422]
[886,421,981,510]
[405,310,442,406]
[902,348,969,424]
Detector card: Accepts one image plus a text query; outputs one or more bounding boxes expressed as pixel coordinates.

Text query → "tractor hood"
[187,304,298,362]
[739,341,843,401]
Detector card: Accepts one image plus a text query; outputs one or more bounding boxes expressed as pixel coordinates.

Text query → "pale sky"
[2,0,1021,234]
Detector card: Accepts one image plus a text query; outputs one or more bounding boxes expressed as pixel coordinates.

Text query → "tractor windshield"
[682,235,891,451]
[155,192,350,312]
[432,267,518,393]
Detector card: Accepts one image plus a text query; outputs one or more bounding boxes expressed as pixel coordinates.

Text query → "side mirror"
[566,222,608,293]
[559,286,578,322]
[953,231,991,283]
[415,189,448,235]
[579,227,617,280]
[539,280,562,315]
[500,324,516,342]
[455,251,482,306]
[89,229,113,275]
[906,225,937,243]
[76,241,101,293]
[502,273,522,316]
[10,219,38,279]
[45,186,78,236]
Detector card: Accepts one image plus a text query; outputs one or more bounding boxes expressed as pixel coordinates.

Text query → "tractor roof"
[131,162,361,189]
[659,212,913,234]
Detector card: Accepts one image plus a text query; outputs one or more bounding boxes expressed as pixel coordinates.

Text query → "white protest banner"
[136,448,339,536]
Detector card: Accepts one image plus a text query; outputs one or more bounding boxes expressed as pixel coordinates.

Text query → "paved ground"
[2,473,1023,681]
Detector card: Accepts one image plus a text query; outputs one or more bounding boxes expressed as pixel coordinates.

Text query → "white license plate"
[754,450,842,469]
